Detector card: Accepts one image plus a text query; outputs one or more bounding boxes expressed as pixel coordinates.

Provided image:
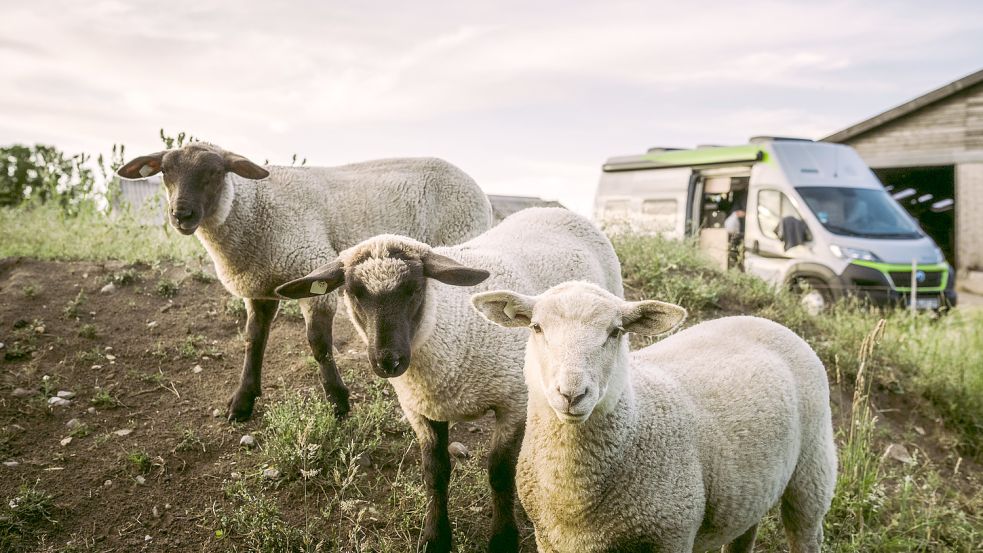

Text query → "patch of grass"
[224,297,246,318]
[3,342,34,361]
[125,451,152,474]
[77,323,98,339]
[90,389,121,409]
[73,347,102,365]
[105,268,138,287]
[0,203,205,263]
[280,300,303,321]
[216,479,316,552]
[155,279,179,298]
[62,290,86,320]
[69,423,91,439]
[189,268,215,283]
[174,428,206,453]
[21,284,40,298]
[177,334,221,359]
[0,481,55,551]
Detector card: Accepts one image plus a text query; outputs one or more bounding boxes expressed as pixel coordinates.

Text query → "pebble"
[160,303,174,313]
[99,282,117,294]
[467,425,482,434]
[66,418,82,429]
[60,437,73,447]
[48,397,72,407]
[212,408,222,418]
[3,461,19,467]
[103,479,113,487]
[105,354,116,362]
[448,442,470,460]
[87,407,96,414]
[57,390,76,399]
[0,342,4,349]
[885,443,915,464]
[135,475,147,485]
[262,468,280,479]
[239,435,256,448]
[114,428,134,437]
[191,364,203,374]
[146,321,158,329]
[12,388,36,398]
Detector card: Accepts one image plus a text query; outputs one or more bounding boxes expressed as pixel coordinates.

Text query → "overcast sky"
[1,0,981,214]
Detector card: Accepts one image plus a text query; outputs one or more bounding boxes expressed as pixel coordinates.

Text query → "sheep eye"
[609,327,624,340]
[530,322,543,334]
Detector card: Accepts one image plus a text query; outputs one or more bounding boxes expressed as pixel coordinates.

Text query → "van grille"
[888,270,943,289]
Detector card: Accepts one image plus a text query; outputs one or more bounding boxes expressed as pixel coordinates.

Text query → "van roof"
[603,144,765,172]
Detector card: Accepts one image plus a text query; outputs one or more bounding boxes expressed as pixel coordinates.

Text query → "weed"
[69,423,91,439]
[77,323,98,339]
[174,428,206,453]
[105,268,138,287]
[190,268,215,283]
[224,297,246,318]
[90,390,121,409]
[0,481,55,550]
[62,290,86,320]
[3,342,34,361]
[155,279,178,298]
[73,348,102,365]
[125,451,152,474]
[21,284,40,298]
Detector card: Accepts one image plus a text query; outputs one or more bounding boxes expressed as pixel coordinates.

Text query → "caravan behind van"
[595,137,957,311]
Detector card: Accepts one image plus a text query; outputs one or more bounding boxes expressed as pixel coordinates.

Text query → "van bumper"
[835,262,957,309]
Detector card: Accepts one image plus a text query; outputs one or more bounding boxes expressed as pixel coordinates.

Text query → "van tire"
[792,276,832,315]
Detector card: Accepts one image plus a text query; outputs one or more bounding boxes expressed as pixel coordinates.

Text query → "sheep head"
[117,143,269,235]
[276,236,489,378]
[472,281,686,423]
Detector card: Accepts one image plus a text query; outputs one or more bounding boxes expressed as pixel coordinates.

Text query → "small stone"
[57,390,76,399]
[12,388,36,398]
[448,442,470,460]
[60,437,73,446]
[144,534,152,542]
[66,418,82,429]
[885,443,915,464]
[262,468,280,479]
[160,303,174,313]
[201,356,210,361]
[467,425,482,434]
[48,397,72,407]
[3,461,19,467]
[212,408,222,418]
[136,475,147,485]
[191,364,203,374]
[230,472,241,479]
[914,425,926,436]
[146,321,158,329]
[104,346,113,351]
[239,435,256,448]
[105,354,116,362]
[87,407,96,414]
[103,479,113,487]
[100,282,117,294]
[0,342,4,349]
[114,428,134,437]
[355,453,373,469]
[152,505,160,518]
[164,503,171,510]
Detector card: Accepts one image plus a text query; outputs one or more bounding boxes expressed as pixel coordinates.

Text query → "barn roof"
[824,68,983,143]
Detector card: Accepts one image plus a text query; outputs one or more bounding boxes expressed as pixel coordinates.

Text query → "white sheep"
[472,281,837,553]
[275,208,624,553]
[117,143,491,421]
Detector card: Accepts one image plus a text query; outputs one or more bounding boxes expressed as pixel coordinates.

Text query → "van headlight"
[829,244,881,261]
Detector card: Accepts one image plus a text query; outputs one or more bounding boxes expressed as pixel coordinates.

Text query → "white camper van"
[595,137,957,311]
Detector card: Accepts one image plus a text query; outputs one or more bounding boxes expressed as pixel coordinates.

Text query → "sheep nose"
[171,208,193,222]
[377,352,404,375]
[557,386,589,409]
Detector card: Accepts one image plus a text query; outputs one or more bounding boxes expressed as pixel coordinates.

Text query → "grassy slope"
[1,209,980,552]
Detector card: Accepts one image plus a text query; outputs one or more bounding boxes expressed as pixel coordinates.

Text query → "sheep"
[275,207,624,553]
[472,281,837,553]
[117,143,492,421]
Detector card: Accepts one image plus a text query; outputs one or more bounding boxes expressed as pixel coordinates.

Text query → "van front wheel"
[792,276,832,315]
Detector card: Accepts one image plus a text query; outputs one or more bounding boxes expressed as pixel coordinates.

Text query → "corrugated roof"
[824,68,983,143]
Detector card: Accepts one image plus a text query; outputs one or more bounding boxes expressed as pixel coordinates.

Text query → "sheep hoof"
[227,393,256,422]
[488,526,519,552]
[325,389,351,419]
[421,519,452,553]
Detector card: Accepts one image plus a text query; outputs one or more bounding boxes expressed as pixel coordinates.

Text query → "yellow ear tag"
[310,281,328,295]
[138,164,154,177]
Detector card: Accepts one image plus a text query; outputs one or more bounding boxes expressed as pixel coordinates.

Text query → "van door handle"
[751,240,759,254]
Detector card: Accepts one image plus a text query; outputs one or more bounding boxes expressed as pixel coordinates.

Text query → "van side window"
[641,199,677,232]
[604,199,631,219]
[757,190,807,240]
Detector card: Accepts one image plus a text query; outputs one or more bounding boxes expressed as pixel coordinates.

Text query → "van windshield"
[796,186,923,239]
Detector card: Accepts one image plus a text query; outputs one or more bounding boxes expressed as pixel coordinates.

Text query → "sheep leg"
[300,296,350,418]
[227,298,279,421]
[417,415,453,553]
[722,524,757,553]
[487,412,523,553]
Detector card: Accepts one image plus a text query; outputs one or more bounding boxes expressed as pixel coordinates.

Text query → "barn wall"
[956,163,983,273]
[844,84,983,167]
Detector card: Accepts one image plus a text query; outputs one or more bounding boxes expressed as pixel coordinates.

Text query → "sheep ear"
[471,290,536,327]
[620,300,686,336]
[275,260,345,299]
[224,152,270,180]
[422,251,490,287]
[117,152,166,179]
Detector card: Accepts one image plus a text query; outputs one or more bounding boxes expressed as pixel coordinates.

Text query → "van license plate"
[915,298,939,310]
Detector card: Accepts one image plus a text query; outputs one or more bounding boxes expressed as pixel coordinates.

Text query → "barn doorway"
[873,165,956,266]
